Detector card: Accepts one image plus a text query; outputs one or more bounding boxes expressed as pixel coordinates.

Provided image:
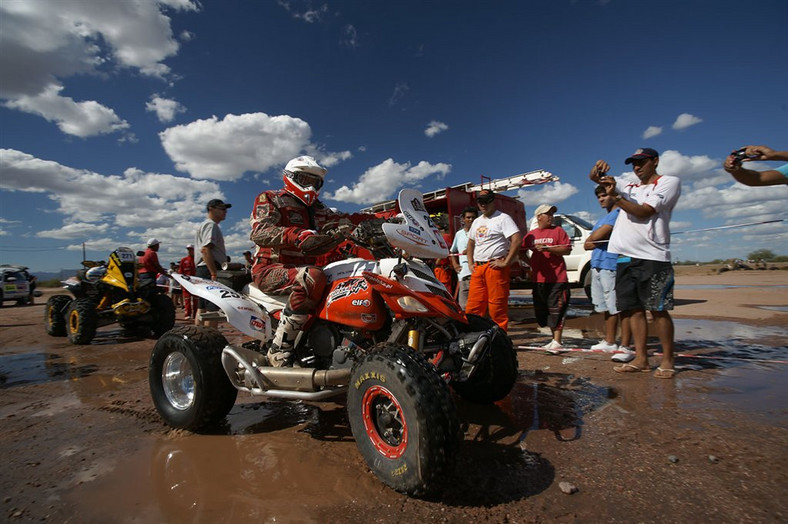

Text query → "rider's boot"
[267,310,307,367]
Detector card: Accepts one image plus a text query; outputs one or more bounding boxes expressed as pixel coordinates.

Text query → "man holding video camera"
[723,144,788,186]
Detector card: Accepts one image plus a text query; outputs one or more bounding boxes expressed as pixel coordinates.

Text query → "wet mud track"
[1,276,786,522]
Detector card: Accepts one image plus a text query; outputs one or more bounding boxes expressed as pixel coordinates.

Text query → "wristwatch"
[614,194,624,202]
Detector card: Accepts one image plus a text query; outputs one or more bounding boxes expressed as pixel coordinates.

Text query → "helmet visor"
[289,171,324,191]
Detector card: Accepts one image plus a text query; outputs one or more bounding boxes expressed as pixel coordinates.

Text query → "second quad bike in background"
[45,247,175,345]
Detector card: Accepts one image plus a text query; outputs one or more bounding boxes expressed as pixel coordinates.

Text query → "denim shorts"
[591,267,618,314]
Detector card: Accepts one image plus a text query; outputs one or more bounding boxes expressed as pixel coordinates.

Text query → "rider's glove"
[295,229,318,248]
[298,234,337,255]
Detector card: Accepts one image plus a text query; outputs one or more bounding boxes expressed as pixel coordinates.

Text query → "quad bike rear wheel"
[66,298,98,345]
[450,314,518,403]
[347,344,459,496]
[45,295,73,337]
[149,294,176,337]
[149,325,238,431]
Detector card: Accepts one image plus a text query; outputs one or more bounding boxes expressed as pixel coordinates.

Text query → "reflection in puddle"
[0,351,98,388]
[756,305,788,312]
[664,319,787,417]
[509,294,593,318]
[675,284,788,290]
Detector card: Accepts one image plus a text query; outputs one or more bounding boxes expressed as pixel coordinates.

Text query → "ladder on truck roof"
[361,169,559,214]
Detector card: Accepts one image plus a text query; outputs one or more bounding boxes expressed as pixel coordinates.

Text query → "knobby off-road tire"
[450,314,518,403]
[149,294,176,338]
[45,295,73,337]
[66,297,98,345]
[149,325,238,431]
[347,344,460,497]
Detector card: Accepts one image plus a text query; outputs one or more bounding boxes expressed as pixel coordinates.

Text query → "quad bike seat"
[244,282,288,314]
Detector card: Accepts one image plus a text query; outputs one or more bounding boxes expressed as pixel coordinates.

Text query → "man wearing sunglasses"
[250,156,377,367]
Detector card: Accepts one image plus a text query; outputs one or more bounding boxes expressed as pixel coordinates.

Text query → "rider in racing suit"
[249,156,378,367]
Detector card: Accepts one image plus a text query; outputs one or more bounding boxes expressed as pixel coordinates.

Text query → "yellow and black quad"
[45,247,175,345]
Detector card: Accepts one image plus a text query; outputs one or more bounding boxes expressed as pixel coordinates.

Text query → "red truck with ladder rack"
[360,169,560,287]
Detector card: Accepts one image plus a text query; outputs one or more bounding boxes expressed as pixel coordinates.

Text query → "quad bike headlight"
[396,296,429,313]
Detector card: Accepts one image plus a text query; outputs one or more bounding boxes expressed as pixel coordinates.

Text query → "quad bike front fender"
[171,273,270,342]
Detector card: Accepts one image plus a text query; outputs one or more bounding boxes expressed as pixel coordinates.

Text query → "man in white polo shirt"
[590,148,682,379]
[465,189,523,332]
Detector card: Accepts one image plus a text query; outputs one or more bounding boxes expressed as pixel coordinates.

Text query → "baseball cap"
[534,204,557,216]
[476,189,495,204]
[625,147,659,165]
[186,244,194,249]
[147,238,160,247]
[207,198,232,210]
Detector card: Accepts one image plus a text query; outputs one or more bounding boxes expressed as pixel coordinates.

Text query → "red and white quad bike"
[149,189,518,496]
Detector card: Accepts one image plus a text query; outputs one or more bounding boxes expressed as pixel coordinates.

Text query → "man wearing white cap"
[523,204,572,351]
[139,238,167,285]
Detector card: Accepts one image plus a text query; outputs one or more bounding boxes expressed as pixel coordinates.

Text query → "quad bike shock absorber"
[407,329,420,351]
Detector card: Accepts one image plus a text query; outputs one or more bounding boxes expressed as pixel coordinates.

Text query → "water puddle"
[756,305,788,312]
[675,284,788,290]
[0,351,98,388]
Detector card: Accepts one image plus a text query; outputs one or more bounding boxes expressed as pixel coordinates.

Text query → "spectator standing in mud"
[723,144,788,186]
[139,238,167,286]
[179,244,198,321]
[465,189,523,332]
[590,148,681,379]
[195,199,231,327]
[523,204,572,352]
[450,206,478,309]
[584,185,633,361]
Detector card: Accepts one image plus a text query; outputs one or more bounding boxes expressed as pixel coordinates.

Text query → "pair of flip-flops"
[613,364,675,379]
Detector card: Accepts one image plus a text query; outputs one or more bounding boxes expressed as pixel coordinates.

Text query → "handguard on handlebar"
[350,218,396,259]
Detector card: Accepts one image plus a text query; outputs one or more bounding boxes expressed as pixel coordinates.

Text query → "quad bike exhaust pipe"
[221,345,350,400]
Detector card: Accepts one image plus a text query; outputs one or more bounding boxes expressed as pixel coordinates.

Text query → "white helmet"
[283,156,327,206]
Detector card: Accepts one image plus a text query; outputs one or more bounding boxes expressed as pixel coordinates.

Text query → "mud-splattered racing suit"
[249,189,377,365]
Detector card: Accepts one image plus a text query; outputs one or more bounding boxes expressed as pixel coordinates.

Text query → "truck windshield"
[563,215,593,230]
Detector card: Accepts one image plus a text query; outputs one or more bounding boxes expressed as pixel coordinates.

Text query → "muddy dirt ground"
[1,269,786,523]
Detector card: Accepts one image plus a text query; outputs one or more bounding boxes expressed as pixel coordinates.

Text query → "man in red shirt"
[140,238,167,287]
[179,244,198,320]
[523,204,572,352]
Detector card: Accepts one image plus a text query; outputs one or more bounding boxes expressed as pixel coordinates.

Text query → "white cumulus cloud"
[643,126,662,139]
[672,113,703,130]
[0,0,198,134]
[146,94,186,123]
[516,181,579,207]
[5,84,129,137]
[425,121,449,138]
[160,112,352,181]
[326,158,451,205]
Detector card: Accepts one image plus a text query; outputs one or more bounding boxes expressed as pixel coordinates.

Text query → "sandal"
[654,367,676,379]
[613,363,651,373]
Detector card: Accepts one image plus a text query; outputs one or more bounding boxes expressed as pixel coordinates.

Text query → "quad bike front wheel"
[347,344,459,496]
[45,295,73,337]
[450,314,518,403]
[66,298,98,345]
[149,325,238,431]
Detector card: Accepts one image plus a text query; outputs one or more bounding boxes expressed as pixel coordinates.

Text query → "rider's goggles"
[289,171,324,190]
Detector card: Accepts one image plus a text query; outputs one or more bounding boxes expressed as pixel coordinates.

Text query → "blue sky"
[1,0,787,273]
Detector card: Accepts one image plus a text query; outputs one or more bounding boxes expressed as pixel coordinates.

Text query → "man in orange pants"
[465,189,523,332]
